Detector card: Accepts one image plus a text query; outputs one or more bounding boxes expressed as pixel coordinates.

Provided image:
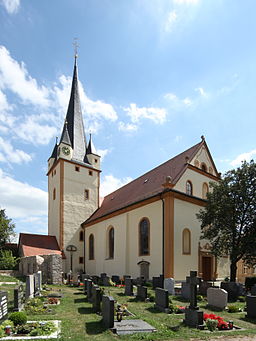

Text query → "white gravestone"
[26,274,35,299]
[207,287,228,310]
[164,278,175,295]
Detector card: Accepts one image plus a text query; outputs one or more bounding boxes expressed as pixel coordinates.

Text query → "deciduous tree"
[0,209,15,247]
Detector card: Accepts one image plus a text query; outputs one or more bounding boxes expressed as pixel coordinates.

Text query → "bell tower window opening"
[79,230,84,242]
[75,166,80,172]
[186,181,193,196]
[53,188,56,200]
[84,189,89,200]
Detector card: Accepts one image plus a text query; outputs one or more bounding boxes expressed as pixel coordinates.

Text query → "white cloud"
[164,10,177,33]
[123,103,167,124]
[0,168,47,218]
[174,135,183,143]
[100,174,133,198]
[0,137,32,164]
[0,46,50,107]
[14,114,58,145]
[0,0,20,14]
[230,149,256,167]
[118,121,138,132]
[195,87,207,97]
[97,148,109,161]
[164,92,193,109]
[173,0,199,5]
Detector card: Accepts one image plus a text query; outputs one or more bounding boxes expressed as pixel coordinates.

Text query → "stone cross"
[186,271,201,310]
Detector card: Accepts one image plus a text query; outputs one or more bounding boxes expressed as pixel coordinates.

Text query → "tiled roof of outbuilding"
[18,233,62,257]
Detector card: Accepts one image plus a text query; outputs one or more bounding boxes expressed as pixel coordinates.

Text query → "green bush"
[197,294,204,301]
[227,304,240,313]
[206,318,218,331]
[238,296,246,302]
[9,311,27,326]
[0,249,19,270]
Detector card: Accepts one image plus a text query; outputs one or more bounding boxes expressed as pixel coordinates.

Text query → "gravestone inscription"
[102,295,115,328]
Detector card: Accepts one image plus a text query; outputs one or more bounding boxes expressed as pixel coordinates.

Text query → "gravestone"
[135,277,145,286]
[207,287,228,310]
[14,284,26,312]
[184,271,203,328]
[221,282,243,301]
[0,291,8,323]
[155,288,169,313]
[124,278,134,296]
[136,285,147,301]
[251,284,256,295]
[246,295,256,318]
[102,295,115,328]
[199,281,212,296]
[113,319,156,335]
[83,279,88,294]
[111,275,120,284]
[92,286,101,313]
[92,275,100,284]
[87,279,93,303]
[152,275,164,289]
[123,275,131,282]
[181,282,190,300]
[103,276,110,286]
[26,274,34,299]
[34,272,41,296]
[164,278,175,295]
[80,274,87,283]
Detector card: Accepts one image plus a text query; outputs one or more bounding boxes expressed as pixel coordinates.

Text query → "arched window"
[108,227,114,259]
[182,228,191,254]
[79,230,84,242]
[139,218,150,256]
[186,181,193,196]
[202,182,209,199]
[89,234,94,260]
[201,162,207,172]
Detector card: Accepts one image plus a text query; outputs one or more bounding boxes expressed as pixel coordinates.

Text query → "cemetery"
[1,271,256,339]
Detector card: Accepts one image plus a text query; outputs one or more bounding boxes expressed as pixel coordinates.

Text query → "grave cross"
[186,271,201,310]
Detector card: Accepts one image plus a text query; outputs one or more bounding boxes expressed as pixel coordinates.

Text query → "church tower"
[47,55,101,273]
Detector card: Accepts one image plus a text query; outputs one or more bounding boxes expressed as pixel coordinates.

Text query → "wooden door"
[202,256,212,281]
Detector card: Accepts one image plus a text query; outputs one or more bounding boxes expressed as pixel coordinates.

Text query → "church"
[47,56,229,281]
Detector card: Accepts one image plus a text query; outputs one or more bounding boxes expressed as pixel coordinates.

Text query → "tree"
[0,209,15,247]
[197,160,256,282]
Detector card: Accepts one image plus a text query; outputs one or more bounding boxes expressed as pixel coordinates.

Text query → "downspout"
[161,196,165,277]
[82,225,86,273]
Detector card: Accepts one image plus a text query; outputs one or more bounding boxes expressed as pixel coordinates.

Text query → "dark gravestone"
[135,277,145,286]
[80,274,87,283]
[87,279,93,303]
[92,275,100,284]
[103,276,110,287]
[124,278,134,296]
[102,295,115,328]
[34,272,41,296]
[251,284,256,295]
[123,275,131,282]
[155,288,169,313]
[111,275,120,284]
[184,271,203,328]
[14,285,25,312]
[221,282,243,301]
[199,281,212,296]
[152,275,164,289]
[136,285,147,301]
[100,273,107,280]
[83,279,88,294]
[181,282,190,300]
[0,291,8,323]
[246,295,256,318]
[92,286,101,313]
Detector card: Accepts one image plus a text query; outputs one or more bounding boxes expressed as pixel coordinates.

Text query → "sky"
[0,0,256,239]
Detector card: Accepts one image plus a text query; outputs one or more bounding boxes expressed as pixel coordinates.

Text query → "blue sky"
[0,0,256,238]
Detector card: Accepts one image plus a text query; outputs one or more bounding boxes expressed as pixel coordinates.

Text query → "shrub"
[227,304,240,313]
[0,250,19,270]
[197,294,204,301]
[238,296,246,302]
[206,318,218,331]
[9,311,27,326]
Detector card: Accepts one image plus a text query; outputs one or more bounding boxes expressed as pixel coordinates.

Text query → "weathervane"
[73,37,79,59]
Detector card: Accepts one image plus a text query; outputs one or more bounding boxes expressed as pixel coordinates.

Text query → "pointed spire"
[59,56,87,162]
[86,133,97,155]
[49,137,58,160]
[60,120,71,146]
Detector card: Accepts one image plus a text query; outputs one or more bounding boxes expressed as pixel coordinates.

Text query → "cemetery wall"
[19,254,62,284]
[85,200,162,278]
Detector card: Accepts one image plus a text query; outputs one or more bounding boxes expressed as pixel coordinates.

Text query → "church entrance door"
[202,256,212,281]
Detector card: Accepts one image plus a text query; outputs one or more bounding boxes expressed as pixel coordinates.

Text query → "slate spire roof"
[59,56,87,163]
[60,121,72,146]
[86,133,97,155]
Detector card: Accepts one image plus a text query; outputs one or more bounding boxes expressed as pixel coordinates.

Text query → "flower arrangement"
[203,313,231,330]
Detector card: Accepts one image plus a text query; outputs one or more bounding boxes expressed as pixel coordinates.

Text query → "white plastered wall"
[48,163,60,242]
[85,200,163,278]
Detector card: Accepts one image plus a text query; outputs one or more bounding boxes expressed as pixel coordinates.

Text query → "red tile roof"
[84,139,210,225]
[18,233,62,257]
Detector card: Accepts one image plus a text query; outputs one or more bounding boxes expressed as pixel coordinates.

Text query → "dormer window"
[186,181,193,196]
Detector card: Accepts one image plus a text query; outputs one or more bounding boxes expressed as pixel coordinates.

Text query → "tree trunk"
[230,261,237,282]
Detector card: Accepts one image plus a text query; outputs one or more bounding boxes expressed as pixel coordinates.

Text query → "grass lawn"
[2,282,256,340]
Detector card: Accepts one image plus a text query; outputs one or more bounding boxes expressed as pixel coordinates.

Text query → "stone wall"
[19,254,62,284]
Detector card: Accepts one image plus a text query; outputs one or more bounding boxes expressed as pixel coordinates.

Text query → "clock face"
[62,146,70,156]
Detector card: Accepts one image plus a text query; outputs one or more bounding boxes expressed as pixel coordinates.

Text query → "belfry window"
[53,188,56,200]
[79,230,84,242]
[186,181,193,196]
[202,182,209,199]
[139,218,150,256]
